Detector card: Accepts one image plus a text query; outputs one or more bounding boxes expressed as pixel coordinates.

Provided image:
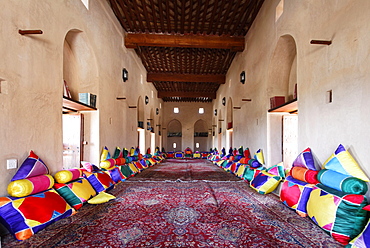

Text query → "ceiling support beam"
[158,91,216,99]
[147,73,225,83]
[125,33,245,52]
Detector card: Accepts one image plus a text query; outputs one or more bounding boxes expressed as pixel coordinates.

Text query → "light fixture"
[145,96,149,105]
[240,71,246,84]
[122,68,128,82]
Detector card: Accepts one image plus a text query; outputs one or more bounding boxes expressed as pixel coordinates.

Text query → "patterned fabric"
[0,189,75,241]
[348,211,370,247]
[317,169,368,195]
[7,174,54,198]
[54,178,96,210]
[250,171,281,194]
[292,147,316,170]
[279,176,314,217]
[266,162,286,178]
[11,150,49,181]
[323,144,369,182]
[87,192,116,204]
[254,149,265,165]
[105,167,125,184]
[83,171,114,193]
[1,180,343,247]
[307,184,368,245]
[100,146,111,161]
[289,166,319,184]
[54,169,83,184]
[100,158,116,169]
[243,167,263,182]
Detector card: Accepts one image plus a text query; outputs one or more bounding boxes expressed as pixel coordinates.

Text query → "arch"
[267,34,297,100]
[194,119,208,151]
[62,29,99,168]
[167,119,182,151]
[63,29,98,98]
[267,34,298,168]
[226,97,233,129]
[137,96,144,128]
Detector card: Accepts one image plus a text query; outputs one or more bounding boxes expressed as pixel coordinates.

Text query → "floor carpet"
[1,160,343,247]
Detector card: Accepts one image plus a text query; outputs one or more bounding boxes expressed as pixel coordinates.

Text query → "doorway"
[63,113,83,169]
[282,114,298,168]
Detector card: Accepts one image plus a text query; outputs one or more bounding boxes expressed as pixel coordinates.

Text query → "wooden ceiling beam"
[125,33,245,52]
[158,91,216,99]
[147,73,225,83]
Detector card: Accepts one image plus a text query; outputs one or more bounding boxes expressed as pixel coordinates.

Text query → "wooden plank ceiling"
[108,0,264,102]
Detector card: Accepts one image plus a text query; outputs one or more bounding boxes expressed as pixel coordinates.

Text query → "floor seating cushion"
[7,174,55,198]
[348,205,370,247]
[307,183,368,245]
[0,188,75,240]
[118,165,133,178]
[280,176,314,217]
[54,169,83,184]
[175,151,184,158]
[83,171,115,193]
[54,178,97,210]
[243,167,264,182]
[250,170,281,194]
[11,150,49,181]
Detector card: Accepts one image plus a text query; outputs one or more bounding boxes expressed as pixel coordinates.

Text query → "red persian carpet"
[1,160,342,247]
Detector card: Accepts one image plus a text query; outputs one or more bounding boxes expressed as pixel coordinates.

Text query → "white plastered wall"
[0,0,162,196]
[216,0,370,187]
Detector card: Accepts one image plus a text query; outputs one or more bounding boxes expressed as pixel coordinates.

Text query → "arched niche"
[137,96,144,128]
[267,35,297,100]
[226,97,233,129]
[62,29,99,168]
[63,29,98,98]
[194,119,208,152]
[267,34,298,168]
[167,119,182,152]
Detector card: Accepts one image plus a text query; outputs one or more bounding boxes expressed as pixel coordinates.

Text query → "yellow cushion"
[87,192,116,204]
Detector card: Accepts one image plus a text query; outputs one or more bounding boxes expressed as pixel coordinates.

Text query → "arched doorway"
[167,119,182,152]
[194,119,208,152]
[226,97,233,150]
[137,96,145,154]
[267,34,298,168]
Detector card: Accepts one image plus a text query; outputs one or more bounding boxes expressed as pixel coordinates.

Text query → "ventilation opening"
[276,0,284,22]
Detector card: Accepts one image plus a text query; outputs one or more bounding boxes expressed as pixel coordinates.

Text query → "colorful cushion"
[81,161,100,172]
[100,158,116,170]
[193,153,201,158]
[348,206,370,247]
[112,147,121,159]
[54,178,96,210]
[307,184,368,245]
[290,166,319,184]
[7,174,54,198]
[323,144,369,182]
[292,147,316,170]
[266,162,286,178]
[128,163,139,174]
[88,192,116,204]
[83,171,114,193]
[235,163,247,178]
[100,146,111,161]
[243,167,264,182]
[115,157,126,165]
[317,169,368,195]
[11,150,49,181]
[280,176,314,217]
[254,149,265,165]
[0,189,75,240]
[105,167,125,184]
[54,169,83,184]
[250,171,281,194]
[247,158,262,168]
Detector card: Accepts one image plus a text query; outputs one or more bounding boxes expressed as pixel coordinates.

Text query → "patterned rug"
[2,181,342,247]
[128,159,240,181]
